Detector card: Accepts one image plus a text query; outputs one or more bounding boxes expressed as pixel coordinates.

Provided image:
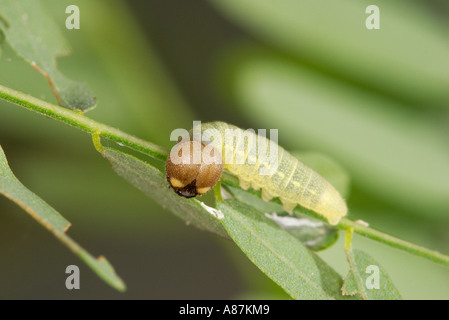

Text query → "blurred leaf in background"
[0,0,96,111]
[211,0,449,109]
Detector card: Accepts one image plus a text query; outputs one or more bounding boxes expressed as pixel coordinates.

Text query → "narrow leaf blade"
[218,199,345,299]
[223,184,338,251]
[0,0,95,111]
[0,145,125,291]
[102,147,229,238]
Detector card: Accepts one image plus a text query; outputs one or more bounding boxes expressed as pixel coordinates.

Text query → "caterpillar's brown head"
[166,140,223,198]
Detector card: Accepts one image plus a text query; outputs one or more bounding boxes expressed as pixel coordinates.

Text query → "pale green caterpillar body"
[198,122,347,225]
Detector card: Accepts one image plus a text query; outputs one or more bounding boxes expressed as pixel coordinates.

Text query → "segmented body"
[198,122,347,225]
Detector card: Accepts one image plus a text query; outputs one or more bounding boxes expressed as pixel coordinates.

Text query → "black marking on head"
[166,175,199,198]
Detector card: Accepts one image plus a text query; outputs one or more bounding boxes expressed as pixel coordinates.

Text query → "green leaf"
[101,147,229,238]
[341,272,359,297]
[211,0,449,108]
[0,0,95,111]
[223,184,338,251]
[227,54,449,218]
[218,199,345,299]
[343,248,402,300]
[0,145,125,291]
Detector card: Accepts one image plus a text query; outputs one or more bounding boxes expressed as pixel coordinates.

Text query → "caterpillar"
[166,121,347,225]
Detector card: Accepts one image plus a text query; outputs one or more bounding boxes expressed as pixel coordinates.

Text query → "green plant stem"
[0,84,168,161]
[344,226,354,252]
[214,181,224,203]
[1,83,448,268]
[338,218,449,266]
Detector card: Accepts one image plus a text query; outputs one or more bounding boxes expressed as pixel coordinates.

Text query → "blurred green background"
[0,0,448,299]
